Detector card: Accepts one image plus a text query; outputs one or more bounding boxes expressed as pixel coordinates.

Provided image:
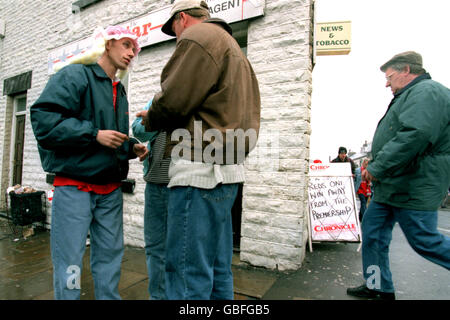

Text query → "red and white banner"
[308,162,361,242]
[48,0,265,74]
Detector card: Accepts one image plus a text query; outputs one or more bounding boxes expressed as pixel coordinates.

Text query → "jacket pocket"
[200,184,235,202]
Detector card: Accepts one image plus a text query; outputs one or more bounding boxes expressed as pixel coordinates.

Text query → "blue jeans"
[165,184,239,300]
[144,183,169,300]
[362,201,450,293]
[51,186,124,300]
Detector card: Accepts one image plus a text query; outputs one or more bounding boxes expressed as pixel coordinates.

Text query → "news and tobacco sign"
[48,0,265,74]
[315,21,351,56]
[308,161,361,242]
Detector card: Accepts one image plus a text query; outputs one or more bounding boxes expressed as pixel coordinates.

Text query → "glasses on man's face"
[385,72,397,82]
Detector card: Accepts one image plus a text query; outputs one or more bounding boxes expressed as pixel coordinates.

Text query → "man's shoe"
[347,284,395,300]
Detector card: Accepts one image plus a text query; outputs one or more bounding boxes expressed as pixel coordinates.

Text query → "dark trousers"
[358,193,368,221]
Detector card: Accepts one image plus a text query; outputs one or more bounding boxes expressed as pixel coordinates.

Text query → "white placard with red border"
[307,160,361,250]
[48,0,265,74]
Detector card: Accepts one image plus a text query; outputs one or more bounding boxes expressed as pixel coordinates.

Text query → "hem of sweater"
[168,164,245,189]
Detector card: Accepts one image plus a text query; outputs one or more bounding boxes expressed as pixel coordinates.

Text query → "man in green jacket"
[31,26,147,300]
[347,51,450,300]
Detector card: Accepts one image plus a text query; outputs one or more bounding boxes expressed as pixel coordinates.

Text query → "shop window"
[231,20,249,55]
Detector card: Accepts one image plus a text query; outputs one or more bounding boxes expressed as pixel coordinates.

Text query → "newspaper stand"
[307,162,362,252]
[6,191,47,227]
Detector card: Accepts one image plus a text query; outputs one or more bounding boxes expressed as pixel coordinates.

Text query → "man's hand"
[136,110,148,127]
[362,169,377,182]
[96,130,129,149]
[133,144,149,162]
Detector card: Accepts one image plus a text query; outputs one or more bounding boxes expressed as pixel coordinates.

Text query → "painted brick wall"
[0,0,313,271]
[241,0,313,270]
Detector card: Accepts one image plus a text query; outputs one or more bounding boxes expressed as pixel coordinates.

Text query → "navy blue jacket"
[30,63,138,184]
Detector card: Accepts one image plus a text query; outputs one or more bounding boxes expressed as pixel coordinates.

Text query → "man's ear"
[105,39,113,51]
[403,65,410,74]
[179,12,188,26]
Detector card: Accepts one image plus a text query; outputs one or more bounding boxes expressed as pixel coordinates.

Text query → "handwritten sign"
[307,162,361,243]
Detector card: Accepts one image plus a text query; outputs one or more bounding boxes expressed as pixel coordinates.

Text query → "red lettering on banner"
[126,22,162,39]
[132,26,141,37]
[142,23,152,36]
[314,224,356,232]
[310,165,330,171]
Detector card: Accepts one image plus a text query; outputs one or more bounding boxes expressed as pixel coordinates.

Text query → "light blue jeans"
[51,186,124,300]
[144,183,169,300]
[165,184,239,300]
[362,201,450,293]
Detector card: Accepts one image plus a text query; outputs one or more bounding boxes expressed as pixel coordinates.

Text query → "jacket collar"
[91,63,114,80]
[202,18,233,35]
[394,73,431,97]
[377,73,432,127]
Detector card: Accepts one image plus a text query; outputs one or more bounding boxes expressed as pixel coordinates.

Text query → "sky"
[310,0,450,162]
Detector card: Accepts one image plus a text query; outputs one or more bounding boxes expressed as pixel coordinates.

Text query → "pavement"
[0,209,449,301]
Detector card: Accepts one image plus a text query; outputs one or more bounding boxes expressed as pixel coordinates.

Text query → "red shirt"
[53,80,122,195]
[53,176,121,194]
[357,167,372,197]
[112,81,119,111]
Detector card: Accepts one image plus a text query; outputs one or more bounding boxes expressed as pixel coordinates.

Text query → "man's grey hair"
[380,51,426,75]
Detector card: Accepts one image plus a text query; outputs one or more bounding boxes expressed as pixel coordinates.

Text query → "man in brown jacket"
[138,0,261,299]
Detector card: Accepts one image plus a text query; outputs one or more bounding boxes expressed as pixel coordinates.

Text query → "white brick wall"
[242,0,313,270]
[0,0,314,271]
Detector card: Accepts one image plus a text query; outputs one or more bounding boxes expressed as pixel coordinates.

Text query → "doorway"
[230,20,249,250]
[11,94,27,186]
[1,71,32,210]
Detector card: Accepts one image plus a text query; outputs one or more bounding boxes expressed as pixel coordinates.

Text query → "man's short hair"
[173,7,210,22]
[339,147,347,154]
[380,51,426,75]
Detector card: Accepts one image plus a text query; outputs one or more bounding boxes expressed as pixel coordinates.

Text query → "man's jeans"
[144,183,169,300]
[362,201,450,293]
[51,186,124,300]
[165,184,238,300]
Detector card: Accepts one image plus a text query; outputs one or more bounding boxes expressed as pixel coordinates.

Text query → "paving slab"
[232,266,278,299]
